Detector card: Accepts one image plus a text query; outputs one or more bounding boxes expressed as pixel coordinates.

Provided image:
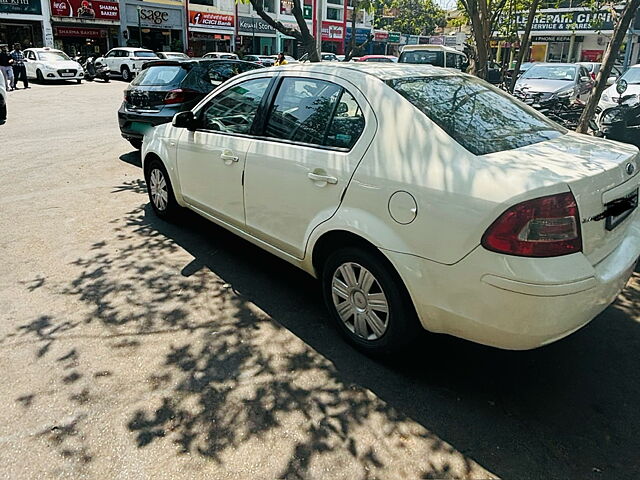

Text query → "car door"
[24,50,37,77]
[578,66,593,101]
[102,50,116,72]
[176,76,273,228]
[243,73,375,258]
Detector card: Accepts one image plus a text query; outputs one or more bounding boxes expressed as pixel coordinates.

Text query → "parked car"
[576,61,622,81]
[97,47,159,82]
[23,47,84,83]
[515,62,594,103]
[156,52,189,60]
[0,72,6,124]
[597,64,640,125]
[357,55,398,63]
[259,56,276,67]
[243,54,264,65]
[118,58,262,149]
[141,63,640,354]
[203,52,239,60]
[399,45,468,71]
[321,52,339,62]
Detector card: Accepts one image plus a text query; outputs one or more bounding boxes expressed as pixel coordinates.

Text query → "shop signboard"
[531,35,584,42]
[373,30,388,42]
[50,0,120,21]
[126,4,183,29]
[238,16,275,34]
[0,0,42,15]
[387,32,400,43]
[345,27,370,44]
[428,36,444,45]
[189,11,234,29]
[418,36,429,44]
[55,26,108,38]
[517,9,620,32]
[407,35,419,45]
[279,0,312,19]
[321,23,344,41]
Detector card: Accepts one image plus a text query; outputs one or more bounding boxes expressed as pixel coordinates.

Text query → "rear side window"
[390,75,564,155]
[131,65,185,86]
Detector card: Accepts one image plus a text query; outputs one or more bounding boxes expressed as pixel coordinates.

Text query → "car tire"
[36,69,44,82]
[145,159,180,221]
[0,101,6,124]
[321,247,421,355]
[76,79,82,84]
[129,139,143,150]
[121,66,131,82]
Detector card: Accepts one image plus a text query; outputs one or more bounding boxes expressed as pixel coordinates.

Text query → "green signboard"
[388,32,400,43]
[0,0,42,14]
[303,5,312,20]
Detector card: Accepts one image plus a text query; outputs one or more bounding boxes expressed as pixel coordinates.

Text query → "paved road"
[1,80,639,480]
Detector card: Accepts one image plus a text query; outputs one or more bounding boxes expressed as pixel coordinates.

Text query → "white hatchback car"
[598,65,640,123]
[24,48,84,83]
[142,63,640,353]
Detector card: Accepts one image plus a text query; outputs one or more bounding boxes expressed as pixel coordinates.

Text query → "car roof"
[112,47,153,52]
[528,62,577,67]
[27,47,63,52]
[142,57,263,68]
[401,45,462,54]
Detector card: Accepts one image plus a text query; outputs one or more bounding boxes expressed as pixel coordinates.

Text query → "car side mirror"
[173,111,197,130]
[606,76,617,86]
[580,76,590,83]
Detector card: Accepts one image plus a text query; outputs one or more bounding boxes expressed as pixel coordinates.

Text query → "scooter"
[594,79,640,148]
[82,56,110,83]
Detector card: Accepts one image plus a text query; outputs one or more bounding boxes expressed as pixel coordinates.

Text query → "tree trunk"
[577,0,640,133]
[509,0,541,93]
[345,4,357,61]
[249,0,319,61]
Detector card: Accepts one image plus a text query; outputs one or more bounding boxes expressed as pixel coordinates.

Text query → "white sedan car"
[24,48,84,83]
[142,63,640,353]
[598,64,640,123]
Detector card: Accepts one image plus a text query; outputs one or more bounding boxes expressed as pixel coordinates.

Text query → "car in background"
[0,72,6,124]
[156,52,189,60]
[577,61,622,81]
[203,52,239,60]
[597,64,640,124]
[243,54,264,65]
[23,47,84,83]
[321,52,339,62]
[142,62,640,353]
[98,47,159,82]
[118,58,262,149]
[514,62,594,103]
[399,45,468,71]
[357,55,398,63]
[259,56,276,67]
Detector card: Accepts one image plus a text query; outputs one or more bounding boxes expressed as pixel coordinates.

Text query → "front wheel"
[321,247,421,355]
[129,139,142,150]
[145,160,180,220]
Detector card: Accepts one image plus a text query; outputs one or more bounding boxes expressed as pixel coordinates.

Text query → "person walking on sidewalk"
[0,45,14,91]
[10,43,29,90]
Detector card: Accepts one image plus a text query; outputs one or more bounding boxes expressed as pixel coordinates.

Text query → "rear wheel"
[121,66,131,82]
[145,160,180,220]
[321,247,421,355]
[129,139,143,150]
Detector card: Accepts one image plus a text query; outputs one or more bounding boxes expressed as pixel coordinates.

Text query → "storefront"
[370,29,388,55]
[238,16,276,56]
[188,9,234,56]
[50,0,121,56]
[122,1,185,52]
[0,0,47,48]
[321,21,344,54]
[344,26,370,54]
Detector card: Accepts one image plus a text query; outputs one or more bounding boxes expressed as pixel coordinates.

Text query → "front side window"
[265,78,342,146]
[26,51,36,60]
[390,75,564,156]
[199,78,270,134]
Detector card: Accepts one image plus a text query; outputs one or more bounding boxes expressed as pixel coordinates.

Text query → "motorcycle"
[593,79,640,148]
[513,87,585,130]
[82,56,110,83]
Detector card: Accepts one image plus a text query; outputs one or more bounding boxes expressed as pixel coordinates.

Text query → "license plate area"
[606,188,638,231]
[61,73,74,77]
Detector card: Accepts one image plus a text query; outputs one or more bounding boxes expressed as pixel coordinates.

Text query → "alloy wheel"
[149,168,168,211]
[331,262,389,340]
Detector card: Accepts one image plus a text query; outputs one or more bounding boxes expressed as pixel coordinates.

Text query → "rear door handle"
[221,151,239,163]
[308,172,338,184]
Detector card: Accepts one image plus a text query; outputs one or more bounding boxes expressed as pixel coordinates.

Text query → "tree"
[345,0,375,61]
[239,0,319,61]
[509,0,541,92]
[577,0,640,133]
[375,0,446,36]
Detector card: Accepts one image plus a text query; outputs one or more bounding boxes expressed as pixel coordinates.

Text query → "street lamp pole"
[137,6,143,48]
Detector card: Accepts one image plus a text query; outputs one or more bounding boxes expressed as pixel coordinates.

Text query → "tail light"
[163,88,197,105]
[482,192,582,257]
[590,72,596,80]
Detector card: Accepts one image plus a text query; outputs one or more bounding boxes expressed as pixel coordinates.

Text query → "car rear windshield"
[389,75,564,156]
[134,51,158,58]
[399,50,444,67]
[131,65,186,86]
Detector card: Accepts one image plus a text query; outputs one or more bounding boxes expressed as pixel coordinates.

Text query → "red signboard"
[580,49,603,62]
[373,30,388,42]
[321,22,344,41]
[50,0,120,21]
[189,11,234,29]
[54,26,107,38]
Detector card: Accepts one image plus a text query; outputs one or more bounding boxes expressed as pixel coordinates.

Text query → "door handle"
[220,151,239,163]
[308,172,338,184]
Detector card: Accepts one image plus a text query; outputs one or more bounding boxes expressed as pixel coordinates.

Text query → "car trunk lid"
[125,63,192,112]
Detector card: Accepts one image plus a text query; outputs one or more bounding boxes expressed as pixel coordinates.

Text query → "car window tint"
[206,62,257,85]
[200,78,270,134]
[265,78,341,146]
[390,75,564,156]
[132,65,185,86]
[325,89,365,149]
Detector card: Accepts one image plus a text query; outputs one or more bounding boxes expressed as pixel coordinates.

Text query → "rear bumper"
[384,219,640,350]
[118,104,175,140]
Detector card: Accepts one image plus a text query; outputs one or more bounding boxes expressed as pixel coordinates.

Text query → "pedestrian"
[0,45,14,91]
[274,52,288,67]
[10,43,29,90]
